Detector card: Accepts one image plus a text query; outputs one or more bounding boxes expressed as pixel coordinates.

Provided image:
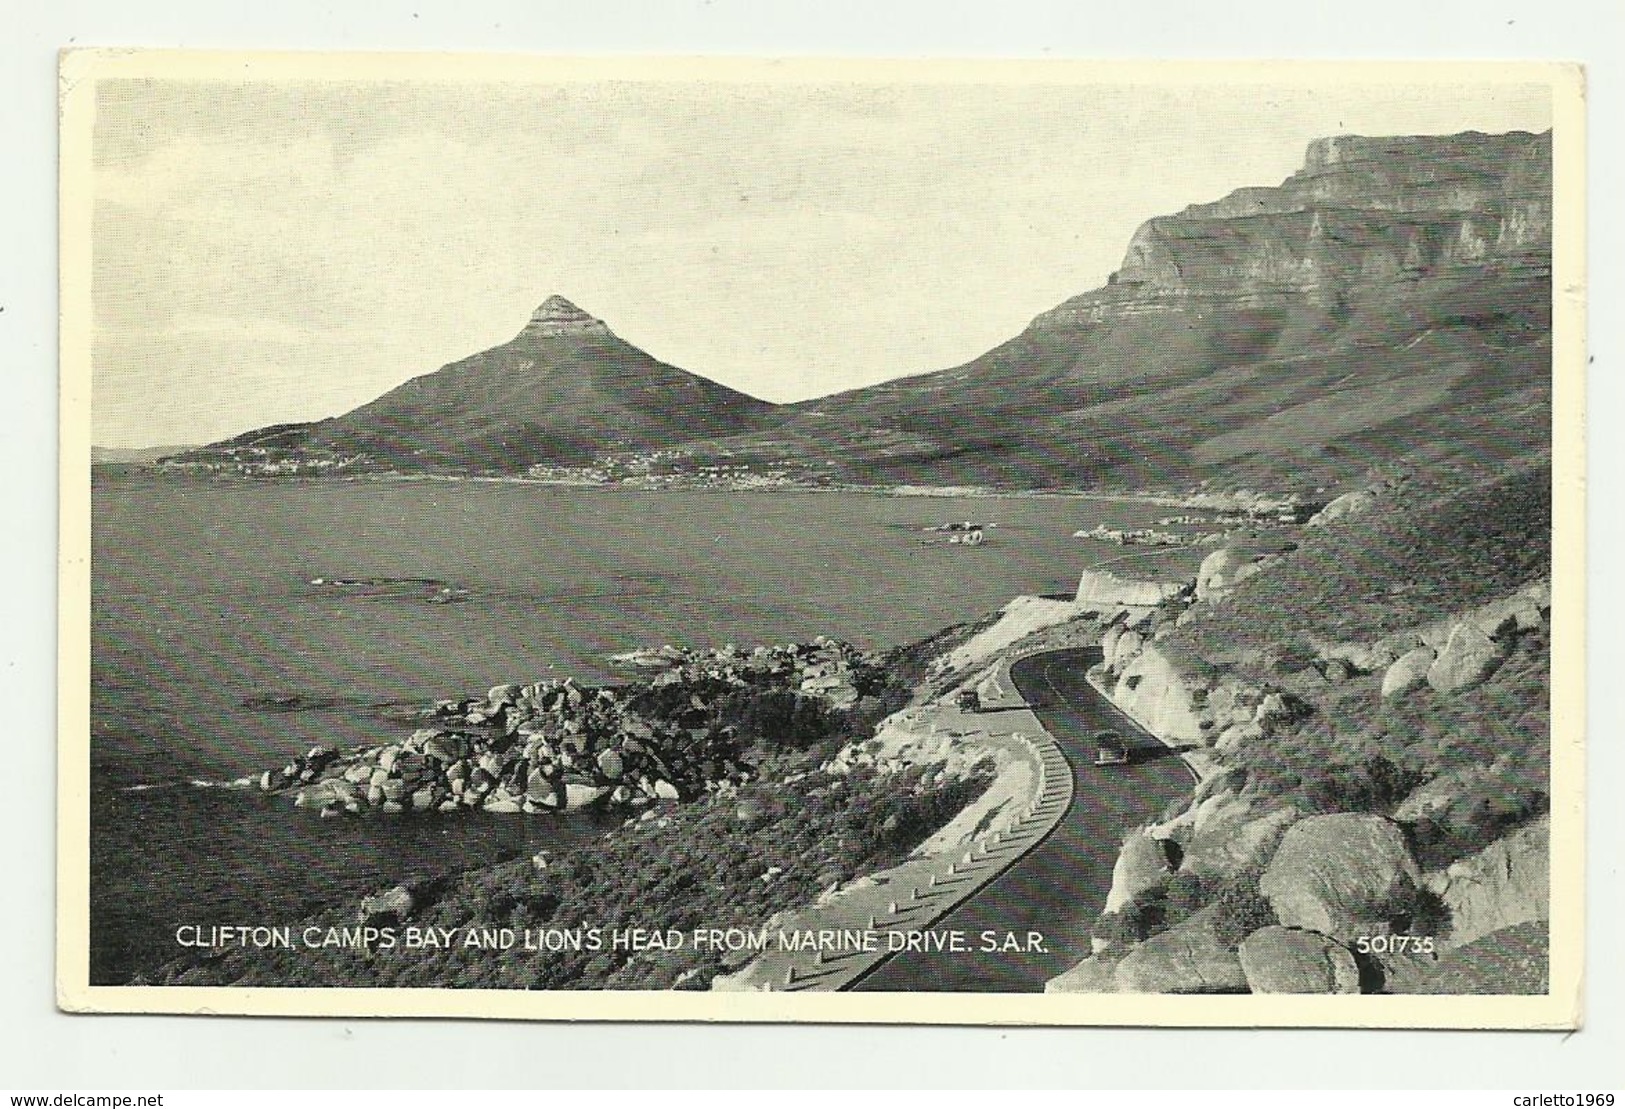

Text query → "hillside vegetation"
[1057,454,1555,995]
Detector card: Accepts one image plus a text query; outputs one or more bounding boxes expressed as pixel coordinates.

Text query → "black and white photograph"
[57,53,1584,1024]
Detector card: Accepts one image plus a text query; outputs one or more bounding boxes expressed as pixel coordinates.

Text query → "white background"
[3,0,1621,1090]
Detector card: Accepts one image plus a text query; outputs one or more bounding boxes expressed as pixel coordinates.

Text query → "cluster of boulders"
[1091,573,1549,763]
[258,637,876,818]
[1271,578,1549,702]
[1051,810,1547,994]
[1074,524,1223,547]
[626,636,872,710]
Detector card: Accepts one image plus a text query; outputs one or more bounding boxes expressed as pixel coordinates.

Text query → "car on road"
[1093,730,1130,767]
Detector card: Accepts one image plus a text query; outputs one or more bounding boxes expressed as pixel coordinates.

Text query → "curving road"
[851,647,1193,992]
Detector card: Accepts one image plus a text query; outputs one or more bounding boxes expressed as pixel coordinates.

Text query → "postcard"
[58,52,1585,1026]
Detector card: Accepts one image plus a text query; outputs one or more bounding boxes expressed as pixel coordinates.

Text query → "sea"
[88,471,1190,985]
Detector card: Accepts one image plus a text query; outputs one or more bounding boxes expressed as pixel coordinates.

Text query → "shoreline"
[101,462,1308,514]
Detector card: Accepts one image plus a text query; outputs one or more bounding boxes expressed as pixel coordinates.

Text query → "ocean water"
[88,473,1180,984]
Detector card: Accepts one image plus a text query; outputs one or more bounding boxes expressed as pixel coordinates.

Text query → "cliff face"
[1038,131,1549,331]
[743,129,1553,491]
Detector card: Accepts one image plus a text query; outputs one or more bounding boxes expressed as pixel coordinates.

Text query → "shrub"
[1374,881,1453,939]
[1163,871,1210,920]
[1091,910,1141,950]
[1208,870,1276,949]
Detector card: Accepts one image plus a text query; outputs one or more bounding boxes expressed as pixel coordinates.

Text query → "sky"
[84,64,1555,447]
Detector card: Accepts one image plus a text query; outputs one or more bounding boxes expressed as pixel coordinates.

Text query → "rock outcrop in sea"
[257,638,876,819]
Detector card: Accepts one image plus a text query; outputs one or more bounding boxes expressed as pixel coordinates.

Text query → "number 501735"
[1353,935,1435,955]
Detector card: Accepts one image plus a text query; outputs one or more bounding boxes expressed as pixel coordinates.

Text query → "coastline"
[112,463,1307,514]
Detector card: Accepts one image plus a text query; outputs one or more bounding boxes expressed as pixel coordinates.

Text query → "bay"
[89,472,1183,985]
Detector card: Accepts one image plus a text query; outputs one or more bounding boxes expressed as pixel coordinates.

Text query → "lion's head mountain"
[180,129,1552,493]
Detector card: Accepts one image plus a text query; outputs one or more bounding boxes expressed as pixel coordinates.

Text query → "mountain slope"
[181,130,1553,491]
[312,296,780,471]
[182,297,780,474]
[696,130,1553,492]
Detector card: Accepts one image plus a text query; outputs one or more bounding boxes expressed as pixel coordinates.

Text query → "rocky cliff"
[1038,131,1550,331]
[707,129,1552,491]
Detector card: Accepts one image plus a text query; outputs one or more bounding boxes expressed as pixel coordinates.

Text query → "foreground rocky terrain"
[1047,459,1553,994]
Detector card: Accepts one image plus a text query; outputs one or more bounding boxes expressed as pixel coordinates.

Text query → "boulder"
[1044,954,1121,994]
[564,783,611,809]
[1429,816,1549,950]
[1191,789,1252,838]
[394,752,426,784]
[1112,629,1145,671]
[596,749,625,781]
[1100,625,1124,671]
[1181,808,1299,881]
[1112,905,1249,993]
[359,884,414,924]
[1465,579,1550,637]
[1195,547,1270,603]
[1103,832,1174,915]
[423,734,464,765]
[1307,486,1379,527]
[1214,722,1263,754]
[1261,814,1422,942]
[1238,926,1361,994]
[1382,647,1437,699]
[292,783,334,809]
[1254,692,1298,727]
[1426,622,1509,694]
[1111,645,1205,745]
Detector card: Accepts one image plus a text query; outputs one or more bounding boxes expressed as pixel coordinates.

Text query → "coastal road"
[850,647,1194,992]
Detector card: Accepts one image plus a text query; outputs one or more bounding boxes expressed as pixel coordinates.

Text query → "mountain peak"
[520,295,610,339]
